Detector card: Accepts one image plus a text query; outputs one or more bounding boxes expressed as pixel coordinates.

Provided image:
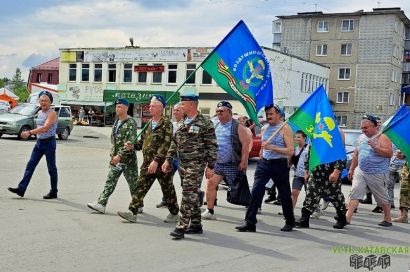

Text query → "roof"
[261,46,330,69]
[276,7,410,26]
[33,57,59,70]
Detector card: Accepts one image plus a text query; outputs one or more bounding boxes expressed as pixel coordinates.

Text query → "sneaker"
[264,194,276,203]
[170,228,185,239]
[311,210,322,219]
[164,213,179,223]
[185,225,203,234]
[87,202,106,214]
[117,211,137,223]
[378,220,392,227]
[202,209,217,220]
[321,200,330,210]
[156,201,167,208]
[372,206,383,213]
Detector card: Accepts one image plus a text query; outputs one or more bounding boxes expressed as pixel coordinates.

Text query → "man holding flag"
[289,85,348,229]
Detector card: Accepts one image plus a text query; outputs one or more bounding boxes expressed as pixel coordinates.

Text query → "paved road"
[0,126,409,272]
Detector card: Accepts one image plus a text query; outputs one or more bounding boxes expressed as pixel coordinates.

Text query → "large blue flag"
[202,20,273,125]
[288,85,346,171]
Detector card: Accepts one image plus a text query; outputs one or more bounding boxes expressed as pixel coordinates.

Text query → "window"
[317,21,329,32]
[36,73,42,83]
[167,64,177,84]
[202,69,212,85]
[186,64,196,84]
[336,91,349,103]
[123,63,132,83]
[273,21,282,33]
[338,68,351,80]
[152,64,163,84]
[389,94,396,106]
[137,63,147,83]
[336,116,347,127]
[316,44,327,56]
[81,64,89,82]
[108,64,116,83]
[341,43,352,55]
[341,19,354,32]
[47,73,53,83]
[200,108,210,118]
[94,64,102,82]
[69,64,76,81]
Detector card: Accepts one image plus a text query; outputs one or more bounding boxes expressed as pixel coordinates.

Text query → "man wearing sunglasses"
[202,101,251,220]
[346,114,393,227]
[236,104,296,232]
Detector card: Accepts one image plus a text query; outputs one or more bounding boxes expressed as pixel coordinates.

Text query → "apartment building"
[273,7,410,128]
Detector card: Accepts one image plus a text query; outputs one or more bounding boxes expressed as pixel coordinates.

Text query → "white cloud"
[1,0,409,79]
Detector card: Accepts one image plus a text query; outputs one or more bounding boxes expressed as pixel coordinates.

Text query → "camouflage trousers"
[177,161,206,230]
[399,164,410,209]
[128,161,179,215]
[98,157,138,206]
[303,171,346,213]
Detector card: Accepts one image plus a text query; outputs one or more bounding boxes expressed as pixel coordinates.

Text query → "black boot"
[333,210,347,229]
[295,207,311,228]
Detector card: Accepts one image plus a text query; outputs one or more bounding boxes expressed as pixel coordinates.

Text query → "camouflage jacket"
[400,162,409,181]
[166,114,217,168]
[135,116,173,164]
[110,116,138,160]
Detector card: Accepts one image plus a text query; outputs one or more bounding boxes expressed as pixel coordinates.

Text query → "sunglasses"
[362,114,378,126]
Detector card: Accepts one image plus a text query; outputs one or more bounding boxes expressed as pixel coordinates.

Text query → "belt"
[262,157,287,162]
[37,136,55,142]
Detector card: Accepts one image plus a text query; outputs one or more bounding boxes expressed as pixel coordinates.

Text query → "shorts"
[214,163,240,186]
[292,176,306,191]
[349,167,390,205]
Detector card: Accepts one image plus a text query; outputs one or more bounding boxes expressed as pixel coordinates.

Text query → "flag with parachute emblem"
[288,85,346,171]
[201,20,273,125]
[382,105,410,164]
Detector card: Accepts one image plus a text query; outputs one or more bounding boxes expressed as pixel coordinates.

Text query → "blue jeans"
[18,139,58,193]
[245,158,294,225]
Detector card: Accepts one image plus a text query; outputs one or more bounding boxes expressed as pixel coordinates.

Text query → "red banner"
[134,65,164,72]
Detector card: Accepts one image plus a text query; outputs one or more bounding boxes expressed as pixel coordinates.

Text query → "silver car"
[0,100,10,113]
[0,103,73,140]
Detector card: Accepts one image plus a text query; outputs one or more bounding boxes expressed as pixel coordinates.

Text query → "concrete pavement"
[0,126,409,272]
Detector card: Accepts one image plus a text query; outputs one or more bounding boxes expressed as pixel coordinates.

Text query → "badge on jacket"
[189,125,200,134]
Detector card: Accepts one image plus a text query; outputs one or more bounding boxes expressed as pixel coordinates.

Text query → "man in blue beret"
[87,98,139,214]
[118,94,180,223]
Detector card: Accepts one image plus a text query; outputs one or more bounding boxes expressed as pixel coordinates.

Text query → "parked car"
[0,103,73,140]
[0,100,11,113]
[341,129,362,183]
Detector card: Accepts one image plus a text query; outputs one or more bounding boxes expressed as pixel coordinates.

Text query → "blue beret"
[180,87,199,101]
[217,101,232,109]
[38,91,53,103]
[115,98,129,107]
[150,94,166,108]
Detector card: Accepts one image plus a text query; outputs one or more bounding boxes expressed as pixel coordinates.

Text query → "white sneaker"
[117,211,137,223]
[322,200,331,210]
[87,202,106,214]
[164,213,179,223]
[202,209,217,220]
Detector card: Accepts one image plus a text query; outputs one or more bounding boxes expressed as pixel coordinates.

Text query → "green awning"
[103,90,180,105]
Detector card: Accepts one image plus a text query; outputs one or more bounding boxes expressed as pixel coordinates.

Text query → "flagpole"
[262,119,289,146]
[130,64,203,144]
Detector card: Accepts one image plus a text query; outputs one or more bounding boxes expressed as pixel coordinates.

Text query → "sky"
[1,0,409,80]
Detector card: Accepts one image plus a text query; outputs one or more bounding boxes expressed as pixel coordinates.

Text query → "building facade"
[58,46,329,127]
[274,7,410,128]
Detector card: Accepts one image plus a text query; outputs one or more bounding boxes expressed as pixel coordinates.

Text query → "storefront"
[103,89,179,127]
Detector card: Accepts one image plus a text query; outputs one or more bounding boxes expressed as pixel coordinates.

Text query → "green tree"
[11,68,29,102]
